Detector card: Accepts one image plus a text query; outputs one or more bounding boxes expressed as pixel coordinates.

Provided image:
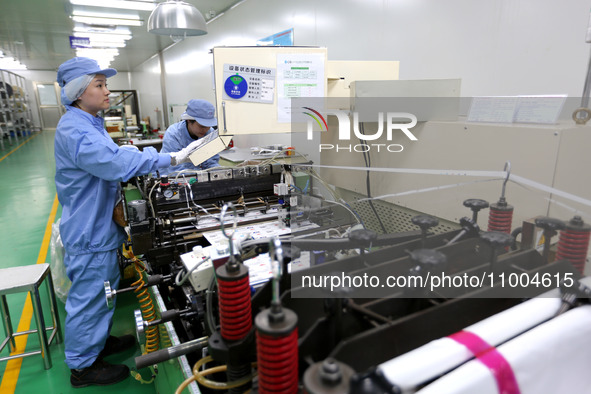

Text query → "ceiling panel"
[0,0,242,72]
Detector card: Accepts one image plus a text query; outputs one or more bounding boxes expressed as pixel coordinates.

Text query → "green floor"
[0,131,157,393]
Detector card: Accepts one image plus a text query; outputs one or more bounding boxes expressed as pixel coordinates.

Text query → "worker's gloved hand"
[170,139,204,166]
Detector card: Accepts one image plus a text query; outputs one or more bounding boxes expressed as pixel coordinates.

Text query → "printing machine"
[105,161,591,394]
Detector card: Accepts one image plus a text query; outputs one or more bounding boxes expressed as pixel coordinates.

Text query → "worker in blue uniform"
[54,57,200,387]
[160,99,220,174]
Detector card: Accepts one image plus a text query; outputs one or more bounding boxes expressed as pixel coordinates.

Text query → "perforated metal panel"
[339,189,460,235]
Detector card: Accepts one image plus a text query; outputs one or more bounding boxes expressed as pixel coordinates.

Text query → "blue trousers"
[64,250,120,369]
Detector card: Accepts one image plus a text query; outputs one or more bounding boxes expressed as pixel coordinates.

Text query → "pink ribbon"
[448,330,520,394]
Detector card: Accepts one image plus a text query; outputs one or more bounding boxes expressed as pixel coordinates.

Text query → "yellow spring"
[126,245,160,354]
[159,323,172,349]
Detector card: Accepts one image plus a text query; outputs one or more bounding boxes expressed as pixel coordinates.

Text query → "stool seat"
[0,263,62,369]
[0,264,52,295]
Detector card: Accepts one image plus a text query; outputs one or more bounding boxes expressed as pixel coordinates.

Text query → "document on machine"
[201,219,317,287]
[187,130,234,166]
[467,95,567,124]
[276,53,326,123]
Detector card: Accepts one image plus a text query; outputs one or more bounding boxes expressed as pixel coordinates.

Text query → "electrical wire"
[149,176,212,225]
[232,147,308,169]
[134,177,146,199]
[130,370,155,385]
[323,199,362,225]
[359,122,387,233]
[172,169,195,183]
[326,228,343,238]
[195,361,256,390]
[174,355,257,393]
[205,275,217,336]
[219,203,238,241]
[147,181,161,218]
[182,180,217,219]
[306,168,346,201]
[175,256,210,286]
[181,175,207,225]
[169,166,235,183]
[256,148,307,166]
[358,178,498,202]
[303,168,365,226]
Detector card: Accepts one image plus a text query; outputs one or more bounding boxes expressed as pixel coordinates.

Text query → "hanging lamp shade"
[148,0,207,37]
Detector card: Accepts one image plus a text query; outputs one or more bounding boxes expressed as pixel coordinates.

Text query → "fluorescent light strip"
[71,15,143,26]
[230,0,247,10]
[88,41,126,48]
[72,10,141,19]
[0,57,27,70]
[76,48,119,54]
[73,25,131,35]
[75,49,119,60]
[70,0,156,11]
[73,32,132,41]
[207,12,224,24]
[74,56,114,68]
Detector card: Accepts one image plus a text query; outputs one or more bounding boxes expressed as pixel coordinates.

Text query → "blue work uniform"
[160,120,219,174]
[54,106,171,369]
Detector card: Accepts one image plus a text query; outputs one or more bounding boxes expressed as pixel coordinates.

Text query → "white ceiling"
[0,0,242,72]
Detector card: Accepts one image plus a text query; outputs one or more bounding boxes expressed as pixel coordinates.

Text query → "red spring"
[217,275,252,341]
[556,229,591,274]
[256,328,299,393]
[488,207,513,233]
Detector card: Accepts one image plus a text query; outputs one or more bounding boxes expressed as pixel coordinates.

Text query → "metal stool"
[0,263,62,369]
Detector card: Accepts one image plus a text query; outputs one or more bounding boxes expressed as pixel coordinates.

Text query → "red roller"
[556,216,591,275]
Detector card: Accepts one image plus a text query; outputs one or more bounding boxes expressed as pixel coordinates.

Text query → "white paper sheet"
[277,53,325,123]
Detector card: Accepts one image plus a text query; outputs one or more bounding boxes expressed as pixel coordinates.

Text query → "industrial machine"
[105,158,591,394]
[105,42,591,394]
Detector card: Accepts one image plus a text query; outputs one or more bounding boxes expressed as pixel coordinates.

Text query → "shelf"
[0,69,36,147]
[103,90,140,140]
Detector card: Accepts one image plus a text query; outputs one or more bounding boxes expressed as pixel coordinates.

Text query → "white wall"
[20,69,132,91]
[129,55,165,130]
[13,69,132,130]
[136,0,591,146]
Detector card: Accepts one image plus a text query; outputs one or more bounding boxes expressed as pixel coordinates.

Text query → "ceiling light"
[207,12,224,24]
[75,48,119,59]
[0,57,27,70]
[148,0,207,41]
[76,48,120,55]
[74,56,116,66]
[72,15,144,26]
[88,41,127,48]
[71,10,143,24]
[230,0,246,10]
[72,9,142,18]
[70,0,156,11]
[73,24,132,35]
[73,32,132,41]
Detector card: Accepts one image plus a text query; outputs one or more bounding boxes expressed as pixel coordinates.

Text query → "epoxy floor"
[0,131,157,393]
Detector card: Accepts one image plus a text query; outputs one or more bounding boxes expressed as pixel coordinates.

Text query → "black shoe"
[70,359,130,388]
[100,335,136,358]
